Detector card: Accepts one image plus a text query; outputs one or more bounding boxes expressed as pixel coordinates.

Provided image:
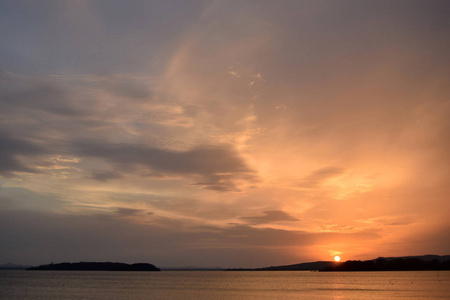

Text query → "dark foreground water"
[1,270,449,299]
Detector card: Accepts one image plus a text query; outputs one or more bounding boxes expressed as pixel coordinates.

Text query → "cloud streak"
[241,210,299,225]
[73,140,256,191]
[0,130,44,175]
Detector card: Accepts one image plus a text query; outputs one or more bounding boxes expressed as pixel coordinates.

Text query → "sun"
[334,256,341,262]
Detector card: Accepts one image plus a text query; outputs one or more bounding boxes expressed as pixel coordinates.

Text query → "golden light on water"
[334,256,341,262]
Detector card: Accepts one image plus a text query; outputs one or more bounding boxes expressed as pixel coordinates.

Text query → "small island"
[27,262,160,271]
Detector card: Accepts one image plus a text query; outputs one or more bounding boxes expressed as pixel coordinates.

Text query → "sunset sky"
[1,0,449,268]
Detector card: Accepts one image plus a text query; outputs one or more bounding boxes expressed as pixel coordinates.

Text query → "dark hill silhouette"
[374,254,450,262]
[229,255,450,271]
[227,261,334,271]
[27,262,160,271]
[324,256,450,271]
[255,261,334,271]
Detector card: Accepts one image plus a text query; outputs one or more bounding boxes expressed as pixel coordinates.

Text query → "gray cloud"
[0,72,83,116]
[192,173,258,192]
[0,130,44,175]
[73,140,256,191]
[90,171,123,182]
[115,207,147,217]
[240,210,299,225]
[0,1,205,75]
[105,76,152,99]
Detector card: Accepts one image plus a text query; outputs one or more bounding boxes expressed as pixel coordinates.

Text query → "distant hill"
[227,261,333,271]
[323,255,450,271]
[27,262,160,271]
[255,261,334,271]
[375,254,450,262]
[231,255,450,271]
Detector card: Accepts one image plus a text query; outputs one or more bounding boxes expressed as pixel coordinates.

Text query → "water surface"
[1,270,449,299]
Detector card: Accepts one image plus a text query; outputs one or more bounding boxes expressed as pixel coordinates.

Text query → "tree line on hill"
[324,257,450,271]
[27,262,160,271]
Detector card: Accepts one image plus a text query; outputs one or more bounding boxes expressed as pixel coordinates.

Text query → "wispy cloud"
[240,210,299,225]
[0,130,44,175]
[297,167,346,189]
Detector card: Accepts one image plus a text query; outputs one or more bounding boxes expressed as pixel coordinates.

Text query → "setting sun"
[334,256,341,262]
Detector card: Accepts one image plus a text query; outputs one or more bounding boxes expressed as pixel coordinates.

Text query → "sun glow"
[334,256,341,262]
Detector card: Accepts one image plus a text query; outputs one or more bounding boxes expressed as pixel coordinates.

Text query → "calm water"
[1,270,449,299]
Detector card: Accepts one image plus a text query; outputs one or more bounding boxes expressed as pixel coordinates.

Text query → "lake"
[1,270,449,299]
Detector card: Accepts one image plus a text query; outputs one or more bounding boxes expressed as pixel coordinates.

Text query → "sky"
[0,0,449,268]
